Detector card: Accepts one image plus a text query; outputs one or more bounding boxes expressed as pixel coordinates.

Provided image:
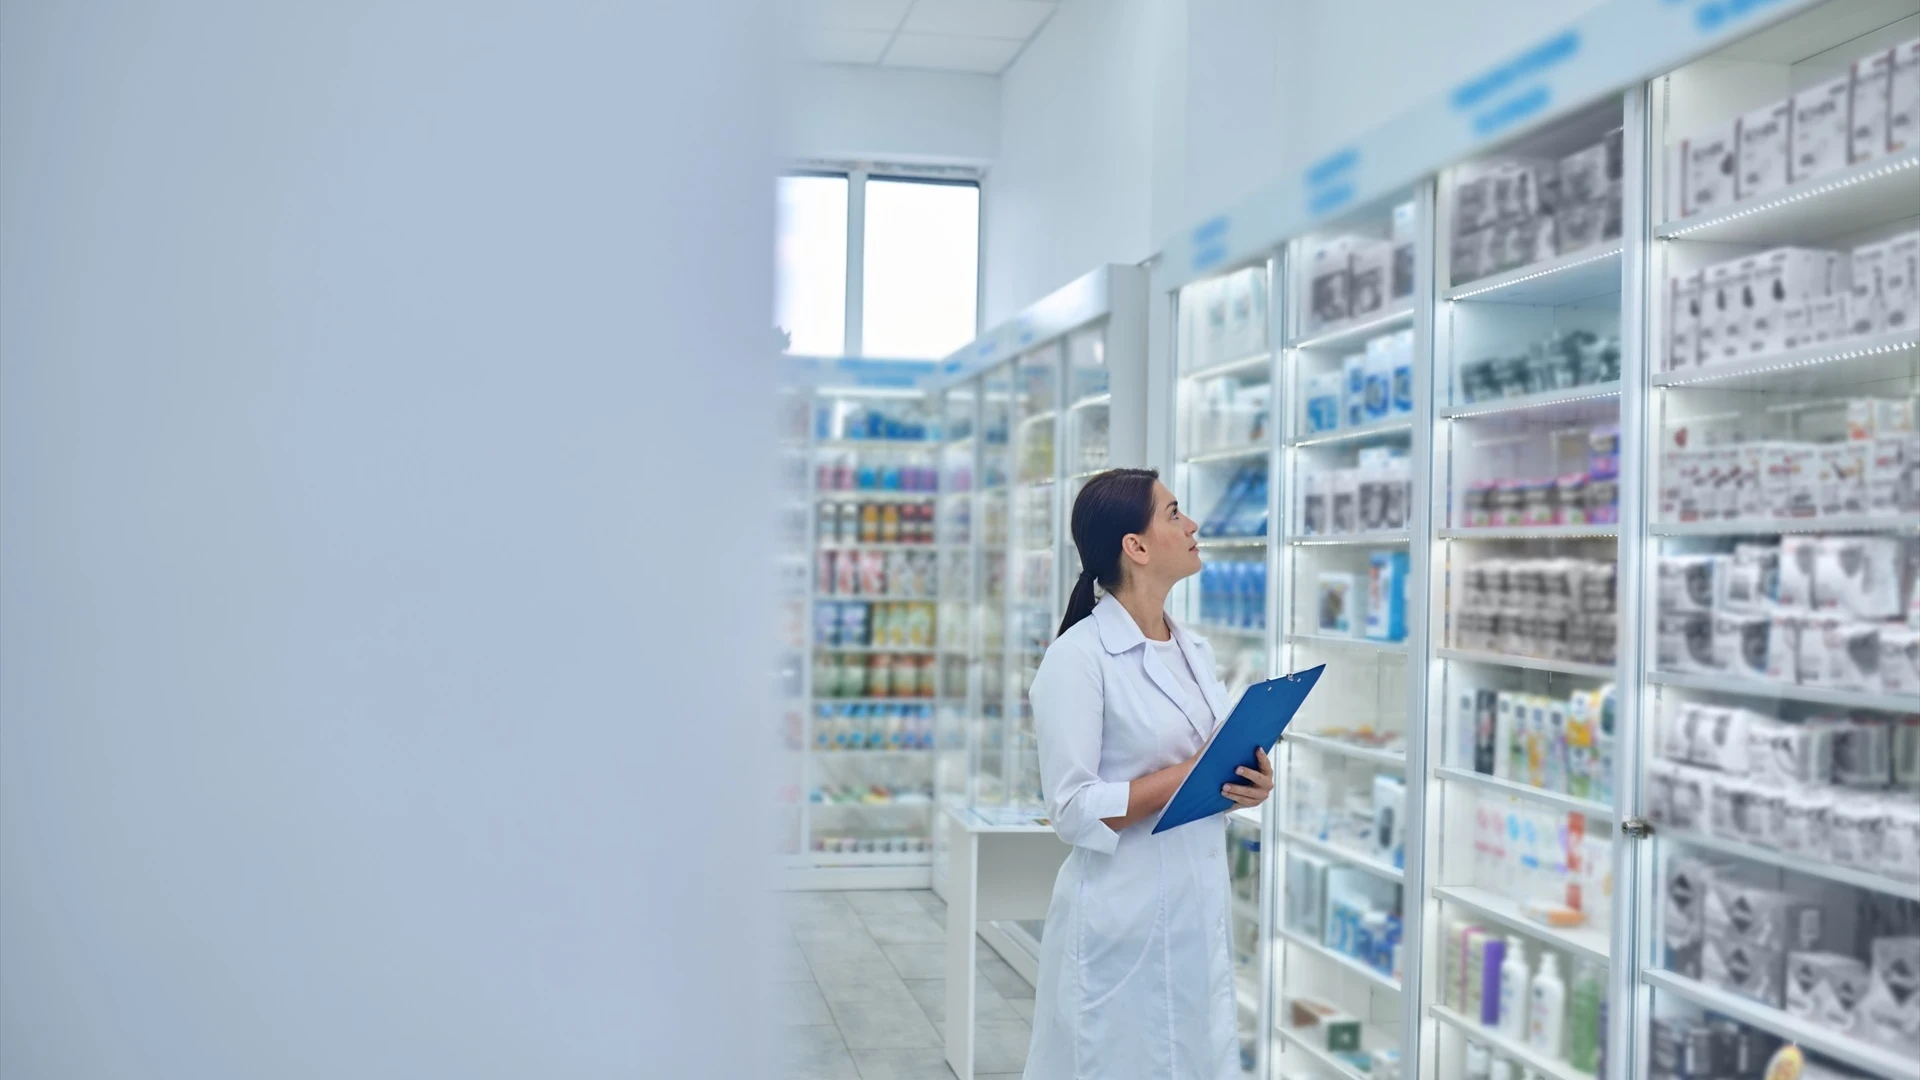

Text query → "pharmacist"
[1024,468,1272,1080]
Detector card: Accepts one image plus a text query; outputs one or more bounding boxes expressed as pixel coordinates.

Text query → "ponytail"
[1058,468,1159,636]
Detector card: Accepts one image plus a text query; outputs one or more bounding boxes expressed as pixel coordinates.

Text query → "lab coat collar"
[1091,595,1223,739]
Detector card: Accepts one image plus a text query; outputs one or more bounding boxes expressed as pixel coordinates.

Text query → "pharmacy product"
[1786,951,1869,1033]
[1860,936,1920,1057]
[1739,97,1793,197]
[1304,370,1342,434]
[1669,271,1703,370]
[1528,953,1567,1059]
[1852,49,1896,164]
[1498,936,1530,1040]
[1317,572,1360,636]
[1792,75,1852,182]
[1892,37,1920,155]
[1681,124,1737,216]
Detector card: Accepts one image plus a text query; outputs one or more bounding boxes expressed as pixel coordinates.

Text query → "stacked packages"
[1458,328,1621,404]
[1450,128,1624,287]
[1452,684,1616,804]
[1451,557,1619,665]
[1301,447,1414,536]
[1655,536,1919,693]
[1666,232,1919,372]
[1660,397,1920,523]
[1303,201,1418,336]
[1463,423,1620,529]
[1648,699,1920,881]
[1302,329,1416,435]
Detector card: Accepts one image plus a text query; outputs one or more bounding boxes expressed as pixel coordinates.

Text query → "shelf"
[1182,443,1270,465]
[1019,409,1058,427]
[1652,328,1918,392]
[1651,513,1920,536]
[1436,648,1614,680]
[1655,150,1920,245]
[812,438,937,451]
[813,645,939,656]
[1647,670,1920,715]
[806,850,933,868]
[1197,536,1269,549]
[1287,303,1416,351]
[1286,633,1409,656]
[810,748,936,756]
[1286,417,1413,449]
[1658,826,1920,902]
[812,696,953,705]
[1431,885,1610,965]
[1444,242,1622,305]
[815,595,938,603]
[809,796,936,808]
[1271,1024,1374,1080]
[1441,383,1622,420]
[1428,1006,1590,1080]
[818,541,940,551]
[1283,730,1407,769]
[1275,925,1402,993]
[1288,531,1409,546]
[1432,766,1614,821]
[1069,392,1111,411]
[1191,621,1268,640]
[1643,969,1920,1080]
[1183,350,1273,382]
[1277,827,1404,884]
[815,489,938,502]
[1439,525,1619,540]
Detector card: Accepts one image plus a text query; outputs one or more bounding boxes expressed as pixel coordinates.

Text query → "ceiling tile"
[803,27,894,63]
[882,33,1025,74]
[901,0,1055,40]
[800,0,913,33]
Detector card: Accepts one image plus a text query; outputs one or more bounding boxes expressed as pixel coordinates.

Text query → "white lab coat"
[1022,595,1239,1080]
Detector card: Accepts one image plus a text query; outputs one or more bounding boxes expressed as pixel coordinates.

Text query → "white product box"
[1766,614,1800,682]
[1885,230,1919,334]
[1342,352,1367,429]
[1309,237,1357,331]
[1738,98,1792,199]
[1362,336,1394,421]
[1861,937,1920,1058]
[1751,247,1834,356]
[1349,238,1392,319]
[1669,271,1703,370]
[1317,571,1360,637]
[1850,239,1890,337]
[1720,258,1757,364]
[1867,434,1908,514]
[1683,125,1738,216]
[1892,37,1920,155]
[1786,952,1870,1032]
[1700,260,1735,363]
[1715,613,1771,679]
[1819,440,1868,516]
[1793,75,1852,182]
[1303,370,1343,434]
[1853,50,1896,164]
[1391,201,1417,299]
[1824,621,1882,690]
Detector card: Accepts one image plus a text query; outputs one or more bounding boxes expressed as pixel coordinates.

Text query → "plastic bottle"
[1567,959,1602,1074]
[1497,936,1530,1040]
[1528,952,1566,1060]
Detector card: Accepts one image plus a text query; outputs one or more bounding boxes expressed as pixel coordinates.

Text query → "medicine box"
[1342,352,1367,428]
[1738,98,1792,199]
[1362,336,1393,421]
[1309,238,1356,331]
[1892,37,1920,155]
[1349,238,1392,320]
[1683,124,1737,216]
[1852,49,1895,164]
[1792,74,1852,182]
[1366,551,1409,642]
[1669,271,1702,370]
[1304,370,1342,434]
[1850,239,1890,337]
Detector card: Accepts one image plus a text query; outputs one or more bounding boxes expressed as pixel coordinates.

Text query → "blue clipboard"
[1152,665,1325,834]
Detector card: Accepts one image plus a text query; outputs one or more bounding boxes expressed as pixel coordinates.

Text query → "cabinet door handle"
[1621,816,1654,840]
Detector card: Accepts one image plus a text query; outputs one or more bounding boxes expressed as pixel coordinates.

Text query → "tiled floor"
[778,889,1035,1080]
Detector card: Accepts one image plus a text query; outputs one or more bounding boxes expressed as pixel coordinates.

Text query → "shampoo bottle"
[1498,936,1530,1039]
[1529,952,1567,1060]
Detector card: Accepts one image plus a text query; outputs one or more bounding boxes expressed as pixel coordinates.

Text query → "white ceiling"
[799,0,1058,74]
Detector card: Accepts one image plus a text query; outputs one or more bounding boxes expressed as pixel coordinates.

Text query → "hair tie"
[1078,567,1097,583]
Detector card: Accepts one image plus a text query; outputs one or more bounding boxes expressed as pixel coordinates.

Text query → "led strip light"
[1657,338,1916,387]
[1287,419,1413,448]
[1443,387,1622,419]
[1287,304,1415,350]
[1658,155,1919,239]
[1445,244,1621,301]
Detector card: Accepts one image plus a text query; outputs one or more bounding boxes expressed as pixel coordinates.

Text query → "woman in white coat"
[1023,468,1274,1080]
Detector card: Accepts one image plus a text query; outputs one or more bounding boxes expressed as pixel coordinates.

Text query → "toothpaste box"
[1683,124,1738,216]
[1739,97,1793,198]
[1853,49,1897,164]
[1792,74,1853,183]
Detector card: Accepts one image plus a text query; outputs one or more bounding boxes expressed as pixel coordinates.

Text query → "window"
[861,179,979,360]
[774,171,980,359]
[774,174,848,356]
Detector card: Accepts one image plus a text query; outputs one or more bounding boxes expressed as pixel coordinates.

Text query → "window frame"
[780,163,984,359]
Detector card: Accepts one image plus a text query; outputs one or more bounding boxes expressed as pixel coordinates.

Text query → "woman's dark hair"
[1059,468,1160,636]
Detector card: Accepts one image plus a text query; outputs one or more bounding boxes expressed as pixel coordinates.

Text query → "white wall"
[785,63,999,166]
[1,3,776,1076]
[981,0,1609,322]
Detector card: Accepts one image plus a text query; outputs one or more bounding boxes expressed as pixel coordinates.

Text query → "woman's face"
[1126,480,1201,585]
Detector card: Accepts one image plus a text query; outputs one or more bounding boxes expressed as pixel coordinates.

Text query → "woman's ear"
[1121,532,1149,566]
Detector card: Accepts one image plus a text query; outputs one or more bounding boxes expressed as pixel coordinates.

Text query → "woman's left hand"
[1221,747,1275,808]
